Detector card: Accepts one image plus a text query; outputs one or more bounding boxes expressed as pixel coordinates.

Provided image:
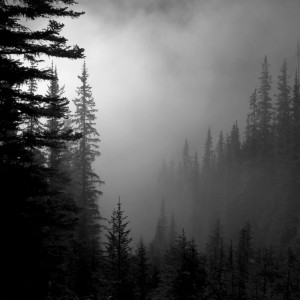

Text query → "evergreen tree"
[168,213,177,248]
[45,64,68,172]
[235,222,253,299]
[245,89,258,160]
[150,198,169,268]
[105,198,133,300]
[275,59,291,158]
[182,138,191,181]
[0,2,84,299]
[72,61,102,235]
[215,131,225,167]
[256,56,273,158]
[229,121,241,164]
[206,219,226,299]
[134,238,149,300]
[202,127,213,173]
[71,61,103,297]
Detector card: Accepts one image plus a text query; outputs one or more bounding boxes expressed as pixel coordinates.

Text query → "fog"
[52,0,300,242]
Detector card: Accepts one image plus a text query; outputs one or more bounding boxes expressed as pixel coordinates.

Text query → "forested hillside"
[158,55,300,249]
[1,1,300,299]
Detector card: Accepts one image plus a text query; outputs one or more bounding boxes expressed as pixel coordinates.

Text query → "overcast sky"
[48,0,300,241]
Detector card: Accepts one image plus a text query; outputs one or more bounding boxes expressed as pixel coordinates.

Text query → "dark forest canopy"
[1,1,300,299]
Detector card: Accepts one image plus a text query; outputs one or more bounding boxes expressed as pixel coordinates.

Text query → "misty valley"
[1,0,300,300]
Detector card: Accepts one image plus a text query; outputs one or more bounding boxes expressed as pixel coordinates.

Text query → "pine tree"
[168,213,177,248]
[206,219,226,299]
[245,89,258,160]
[235,222,253,299]
[182,138,191,180]
[215,131,225,168]
[45,64,68,171]
[134,238,149,300]
[150,198,169,268]
[257,56,273,158]
[0,2,84,299]
[105,198,133,300]
[72,61,102,236]
[229,121,241,165]
[202,127,213,173]
[71,61,103,298]
[275,60,291,158]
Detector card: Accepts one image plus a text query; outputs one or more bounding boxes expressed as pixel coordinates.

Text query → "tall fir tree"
[257,56,273,159]
[206,219,226,299]
[245,89,258,160]
[202,127,213,173]
[275,60,291,158]
[72,61,103,297]
[0,2,84,299]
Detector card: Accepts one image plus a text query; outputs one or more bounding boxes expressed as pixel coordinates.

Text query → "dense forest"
[1,1,300,300]
[158,54,300,249]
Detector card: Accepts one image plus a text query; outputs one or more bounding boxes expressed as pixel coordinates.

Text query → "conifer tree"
[257,56,273,158]
[72,61,102,236]
[245,89,258,160]
[206,219,226,299]
[0,2,84,299]
[134,238,149,300]
[182,138,191,180]
[215,131,225,167]
[235,222,253,299]
[275,60,291,157]
[150,198,169,268]
[71,61,103,298]
[168,213,177,247]
[202,127,213,173]
[105,198,133,300]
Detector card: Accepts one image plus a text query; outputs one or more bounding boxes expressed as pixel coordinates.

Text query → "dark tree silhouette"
[105,198,133,300]
[0,1,84,299]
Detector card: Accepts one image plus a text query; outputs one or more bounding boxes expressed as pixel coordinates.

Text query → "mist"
[53,0,300,242]
[37,0,299,242]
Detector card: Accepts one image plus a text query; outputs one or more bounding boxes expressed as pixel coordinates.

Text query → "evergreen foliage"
[105,198,133,300]
[0,1,85,299]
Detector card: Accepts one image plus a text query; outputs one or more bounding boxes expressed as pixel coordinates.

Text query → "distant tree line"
[158,53,300,249]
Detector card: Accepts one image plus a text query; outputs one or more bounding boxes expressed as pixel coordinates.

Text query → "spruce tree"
[206,219,226,299]
[235,222,253,299]
[71,61,103,297]
[202,127,213,173]
[182,138,191,180]
[72,61,102,235]
[134,238,149,300]
[0,2,84,299]
[245,89,258,160]
[275,60,291,158]
[257,56,273,158]
[105,198,133,300]
[150,198,169,268]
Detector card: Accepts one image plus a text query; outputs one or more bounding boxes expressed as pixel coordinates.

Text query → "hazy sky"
[48,0,300,241]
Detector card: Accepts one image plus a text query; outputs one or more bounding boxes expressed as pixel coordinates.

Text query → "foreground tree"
[0,1,84,299]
